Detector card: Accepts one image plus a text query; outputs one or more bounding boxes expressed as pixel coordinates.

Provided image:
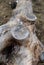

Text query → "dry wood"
[0,0,34,51]
[0,18,19,51]
[0,0,44,65]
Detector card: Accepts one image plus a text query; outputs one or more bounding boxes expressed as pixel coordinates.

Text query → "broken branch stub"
[23,14,37,22]
[13,0,37,24]
[11,23,29,40]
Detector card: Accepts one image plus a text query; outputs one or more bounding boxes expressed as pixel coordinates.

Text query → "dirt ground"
[0,0,12,25]
[0,0,44,65]
[33,0,44,44]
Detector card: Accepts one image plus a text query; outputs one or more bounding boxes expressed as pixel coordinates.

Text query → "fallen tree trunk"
[0,0,44,65]
[0,0,34,51]
[1,25,43,65]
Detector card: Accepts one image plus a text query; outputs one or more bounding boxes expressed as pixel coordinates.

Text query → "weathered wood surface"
[0,0,34,51]
[13,0,37,21]
[0,18,19,51]
[0,0,44,65]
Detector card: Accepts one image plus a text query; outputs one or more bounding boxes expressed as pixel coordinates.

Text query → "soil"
[0,0,12,25]
[33,0,44,65]
[33,0,44,44]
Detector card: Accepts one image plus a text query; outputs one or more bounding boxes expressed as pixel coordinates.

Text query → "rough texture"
[0,0,44,65]
[33,0,44,44]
